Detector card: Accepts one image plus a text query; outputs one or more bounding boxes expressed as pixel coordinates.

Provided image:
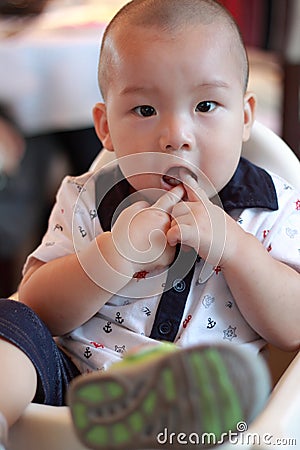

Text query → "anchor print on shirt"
[207,318,217,329]
[115,312,124,324]
[84,346,92,359]
[103,321,113,333]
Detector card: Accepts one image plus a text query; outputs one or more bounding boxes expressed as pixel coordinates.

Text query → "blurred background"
[0,0,299,301]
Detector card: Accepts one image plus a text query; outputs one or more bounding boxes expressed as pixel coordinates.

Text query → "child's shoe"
[68,343,270,450]
[0,413,7,450]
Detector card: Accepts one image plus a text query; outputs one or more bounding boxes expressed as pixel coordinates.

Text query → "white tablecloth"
[0,0,127,135]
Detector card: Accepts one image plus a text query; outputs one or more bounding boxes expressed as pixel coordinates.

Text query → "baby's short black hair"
[99,0,249,99]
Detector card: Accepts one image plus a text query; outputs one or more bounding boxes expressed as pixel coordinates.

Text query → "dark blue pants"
[0,299,80,405]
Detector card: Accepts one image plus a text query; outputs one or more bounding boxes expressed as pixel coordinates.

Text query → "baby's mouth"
[162,166,197,187]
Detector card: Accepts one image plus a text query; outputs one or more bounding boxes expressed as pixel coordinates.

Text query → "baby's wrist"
[97,232,137,277]
[218,216,246,268]
[75,233,134,294]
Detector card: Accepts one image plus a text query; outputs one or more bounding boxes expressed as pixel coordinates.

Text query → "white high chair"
[9,122,300,450]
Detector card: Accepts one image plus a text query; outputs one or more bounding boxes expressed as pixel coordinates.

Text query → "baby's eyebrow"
[121,81,230,96]
[120,86,154,96]
[119,79,230,97]
[195,80,230,90]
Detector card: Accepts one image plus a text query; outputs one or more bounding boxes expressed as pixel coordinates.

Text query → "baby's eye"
[133,105,157,117]
[195,101,217,113]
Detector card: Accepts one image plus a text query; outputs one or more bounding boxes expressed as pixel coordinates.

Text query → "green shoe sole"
[68,343,270,450]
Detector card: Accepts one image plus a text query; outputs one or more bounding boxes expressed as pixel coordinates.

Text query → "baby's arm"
[220,220,300,350]
[19,234,133,337]
[19,184,184,337]
[168,173,300,351]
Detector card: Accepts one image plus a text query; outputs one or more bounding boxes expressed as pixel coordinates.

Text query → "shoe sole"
[68,343,270,450]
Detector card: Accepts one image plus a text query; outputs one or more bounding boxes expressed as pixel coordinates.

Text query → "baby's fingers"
[152,184,185,213]
[166,222,182,247]
[179,168,210,204]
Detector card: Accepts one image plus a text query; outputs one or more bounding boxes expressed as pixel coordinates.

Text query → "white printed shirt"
[24,158,300,373]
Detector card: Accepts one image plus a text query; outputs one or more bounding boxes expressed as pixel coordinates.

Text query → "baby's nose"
[159,117,194,152]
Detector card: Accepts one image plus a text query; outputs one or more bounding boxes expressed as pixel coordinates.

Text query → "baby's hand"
[167,171,226,266]
[112,184,185,273]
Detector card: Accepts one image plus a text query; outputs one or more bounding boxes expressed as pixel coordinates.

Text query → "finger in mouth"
[162,167,197,187]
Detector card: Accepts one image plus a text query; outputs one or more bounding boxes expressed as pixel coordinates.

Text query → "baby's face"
[99,23,254,198]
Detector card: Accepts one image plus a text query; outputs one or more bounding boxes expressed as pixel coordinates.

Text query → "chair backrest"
[242,121,300,189]
[91,121,300,190]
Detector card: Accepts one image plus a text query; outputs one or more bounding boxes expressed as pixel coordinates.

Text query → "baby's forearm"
[19,232,133,336]
[221,221,300,351]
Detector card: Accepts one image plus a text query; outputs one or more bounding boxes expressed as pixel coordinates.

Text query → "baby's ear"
[242,92,256,142]
[93,103,114,151]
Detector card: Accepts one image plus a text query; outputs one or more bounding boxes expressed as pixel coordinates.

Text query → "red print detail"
[263,230,270,239]
[214,266,222,275]
[267,244,272,253]
[183,314,192,329]
[90,341,104,349]
[295,199,300,211]
[133,270,149,280]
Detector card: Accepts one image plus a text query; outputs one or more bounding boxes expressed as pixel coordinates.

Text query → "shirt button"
[172,279,186,292]
[158,321,172,336]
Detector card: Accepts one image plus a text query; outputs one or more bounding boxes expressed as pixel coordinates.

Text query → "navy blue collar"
[96,157,278,231]
[219,157,278,211]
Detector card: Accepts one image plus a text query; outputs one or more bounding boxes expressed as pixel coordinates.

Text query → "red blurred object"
[219,0,268,48]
